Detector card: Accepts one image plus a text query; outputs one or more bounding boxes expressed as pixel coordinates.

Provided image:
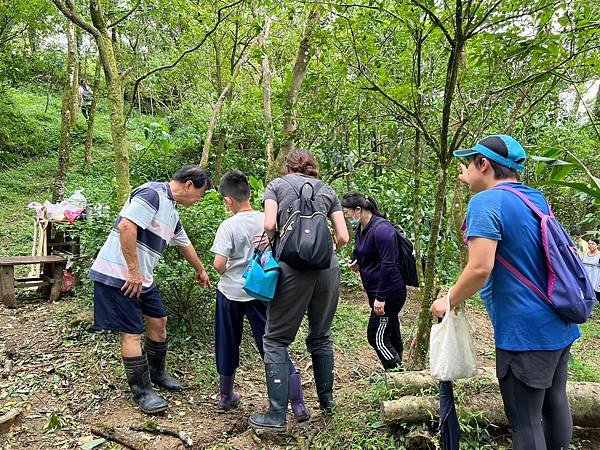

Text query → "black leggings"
[499,362,572,450]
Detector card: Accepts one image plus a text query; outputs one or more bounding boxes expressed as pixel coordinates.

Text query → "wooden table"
[0,256,66,308]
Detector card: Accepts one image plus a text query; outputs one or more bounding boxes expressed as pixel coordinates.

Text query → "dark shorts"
[496,345,571,389]
[93,282,167,334]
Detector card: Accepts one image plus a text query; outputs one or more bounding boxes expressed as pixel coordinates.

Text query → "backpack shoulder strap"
[282,176,300,198]
[496,253,551,305]
[493,185,553,219]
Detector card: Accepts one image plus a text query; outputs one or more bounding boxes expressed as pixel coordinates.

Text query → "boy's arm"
[213,254,228,275]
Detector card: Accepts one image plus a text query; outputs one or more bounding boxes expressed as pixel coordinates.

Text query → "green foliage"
[0,91,59,167]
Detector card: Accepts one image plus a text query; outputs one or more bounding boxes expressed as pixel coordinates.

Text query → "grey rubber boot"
[249,363,289,432]
[145,338,182,391]
[311,353,336,414]
[123,354,168,414]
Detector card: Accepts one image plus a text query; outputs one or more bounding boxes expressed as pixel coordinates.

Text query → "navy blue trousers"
[215,290,268,376]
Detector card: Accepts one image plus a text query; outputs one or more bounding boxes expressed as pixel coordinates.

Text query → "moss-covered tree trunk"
[90,3,130,204]
[84,56,101,164]
[214,131,226,183]
[101,37,130,204]
[53,21,78,203]
[266,5,320,181]
[52,0,132,205]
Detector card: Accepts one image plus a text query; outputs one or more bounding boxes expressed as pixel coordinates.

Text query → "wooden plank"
[15,280,48,289]
[49,263,64,302]
[0,256,65,266]
[0,265,16,308]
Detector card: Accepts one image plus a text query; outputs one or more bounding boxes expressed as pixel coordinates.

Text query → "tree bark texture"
[410,166,448,368]
[84,55,101,164]
[382,369,600,428]
[257,14,274,175]
[214,131,226,183]
[267,5,321,181]
[200,15,269,167]
[53,20,77,203]
[412,4,467,368]
[52,0,132,204]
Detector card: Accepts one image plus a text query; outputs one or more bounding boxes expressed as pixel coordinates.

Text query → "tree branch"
[108,0,141,28]
[125,0,243,120]
[411,0,455,46]
[52,0,99,37]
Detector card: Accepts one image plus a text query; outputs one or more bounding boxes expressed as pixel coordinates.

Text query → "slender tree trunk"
[412,166,448,367]
[200,85,230,167]
[214,131,226,182]
[411,28,425,286]
[53,21,77,202]
[200,19,268,167]
[411,8,467,366]
[257,14,274,176]
[69,28,79,126]
[267,4,321,181]
[504,88,527,135]
[85,56,101,164]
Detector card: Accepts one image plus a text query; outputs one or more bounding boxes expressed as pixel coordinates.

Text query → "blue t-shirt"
[466,182,580,351]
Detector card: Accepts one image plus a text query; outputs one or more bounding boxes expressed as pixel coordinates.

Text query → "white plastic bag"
[429,289,477,381]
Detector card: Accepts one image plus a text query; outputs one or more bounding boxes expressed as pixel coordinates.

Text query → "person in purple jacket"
[342,192,406,371]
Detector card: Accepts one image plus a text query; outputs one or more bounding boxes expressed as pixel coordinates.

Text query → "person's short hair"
[219,170,250,201]
[467,154,520,180]
[172,165,212,189]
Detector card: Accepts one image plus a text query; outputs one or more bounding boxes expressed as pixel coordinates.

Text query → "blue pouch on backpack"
[243,248,281,302]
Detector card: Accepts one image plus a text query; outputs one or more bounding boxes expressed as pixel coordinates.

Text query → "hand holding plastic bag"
[430,289,477,381]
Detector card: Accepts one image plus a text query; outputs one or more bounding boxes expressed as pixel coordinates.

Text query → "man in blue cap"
[431,135,580,450]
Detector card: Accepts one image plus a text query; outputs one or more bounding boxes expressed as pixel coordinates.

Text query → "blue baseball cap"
[453,135,527,172]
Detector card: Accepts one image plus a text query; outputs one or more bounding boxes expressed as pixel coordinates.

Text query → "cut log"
[385,367,497,395]
[91,425,145,450]
[382,370,600,428]
[0,409,22,434]
[131,421,193,447]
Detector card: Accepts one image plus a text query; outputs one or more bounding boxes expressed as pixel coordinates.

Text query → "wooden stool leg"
[1,265,16,308]
[49,264,64,302]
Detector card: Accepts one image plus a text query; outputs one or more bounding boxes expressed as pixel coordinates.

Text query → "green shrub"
[0,94,59,167]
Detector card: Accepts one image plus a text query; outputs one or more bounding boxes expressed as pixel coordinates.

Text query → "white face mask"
[348,217,360,227]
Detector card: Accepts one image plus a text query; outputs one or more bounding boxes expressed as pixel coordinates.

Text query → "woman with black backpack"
[341,191,406,372]
[249,149,349,433]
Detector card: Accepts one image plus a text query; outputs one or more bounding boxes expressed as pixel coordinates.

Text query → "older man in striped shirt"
[89,165,212,414]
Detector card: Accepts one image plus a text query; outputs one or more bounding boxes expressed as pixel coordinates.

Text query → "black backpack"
[362,217,419,287]
[276,179,333,270]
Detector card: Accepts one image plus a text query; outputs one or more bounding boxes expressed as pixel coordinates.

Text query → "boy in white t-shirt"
[210,171,309,421]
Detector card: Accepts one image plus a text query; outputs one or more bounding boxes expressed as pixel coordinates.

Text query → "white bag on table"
[429,288,477,381]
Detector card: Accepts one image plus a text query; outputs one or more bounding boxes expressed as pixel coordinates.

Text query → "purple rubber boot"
[218,374,240,411]
[289,371,310,422]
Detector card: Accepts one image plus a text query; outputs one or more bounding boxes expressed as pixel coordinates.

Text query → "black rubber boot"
[123,354,168,414]
[145,338,182,391]
[249,363,289,432]
[312,353,336,414]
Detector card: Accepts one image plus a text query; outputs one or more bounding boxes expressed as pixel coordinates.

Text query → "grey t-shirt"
[582,252,600,291]
[264,173,342,227]
[264,173,342,267]
[210,210,265,302]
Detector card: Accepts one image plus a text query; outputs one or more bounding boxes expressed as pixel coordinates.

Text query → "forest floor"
[1,88,600,449]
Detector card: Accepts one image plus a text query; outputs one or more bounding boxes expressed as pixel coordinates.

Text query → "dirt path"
[0,290,386,449]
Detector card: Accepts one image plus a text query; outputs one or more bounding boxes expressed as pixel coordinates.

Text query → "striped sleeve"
[170,220,191,247]
[121,187,160,230]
